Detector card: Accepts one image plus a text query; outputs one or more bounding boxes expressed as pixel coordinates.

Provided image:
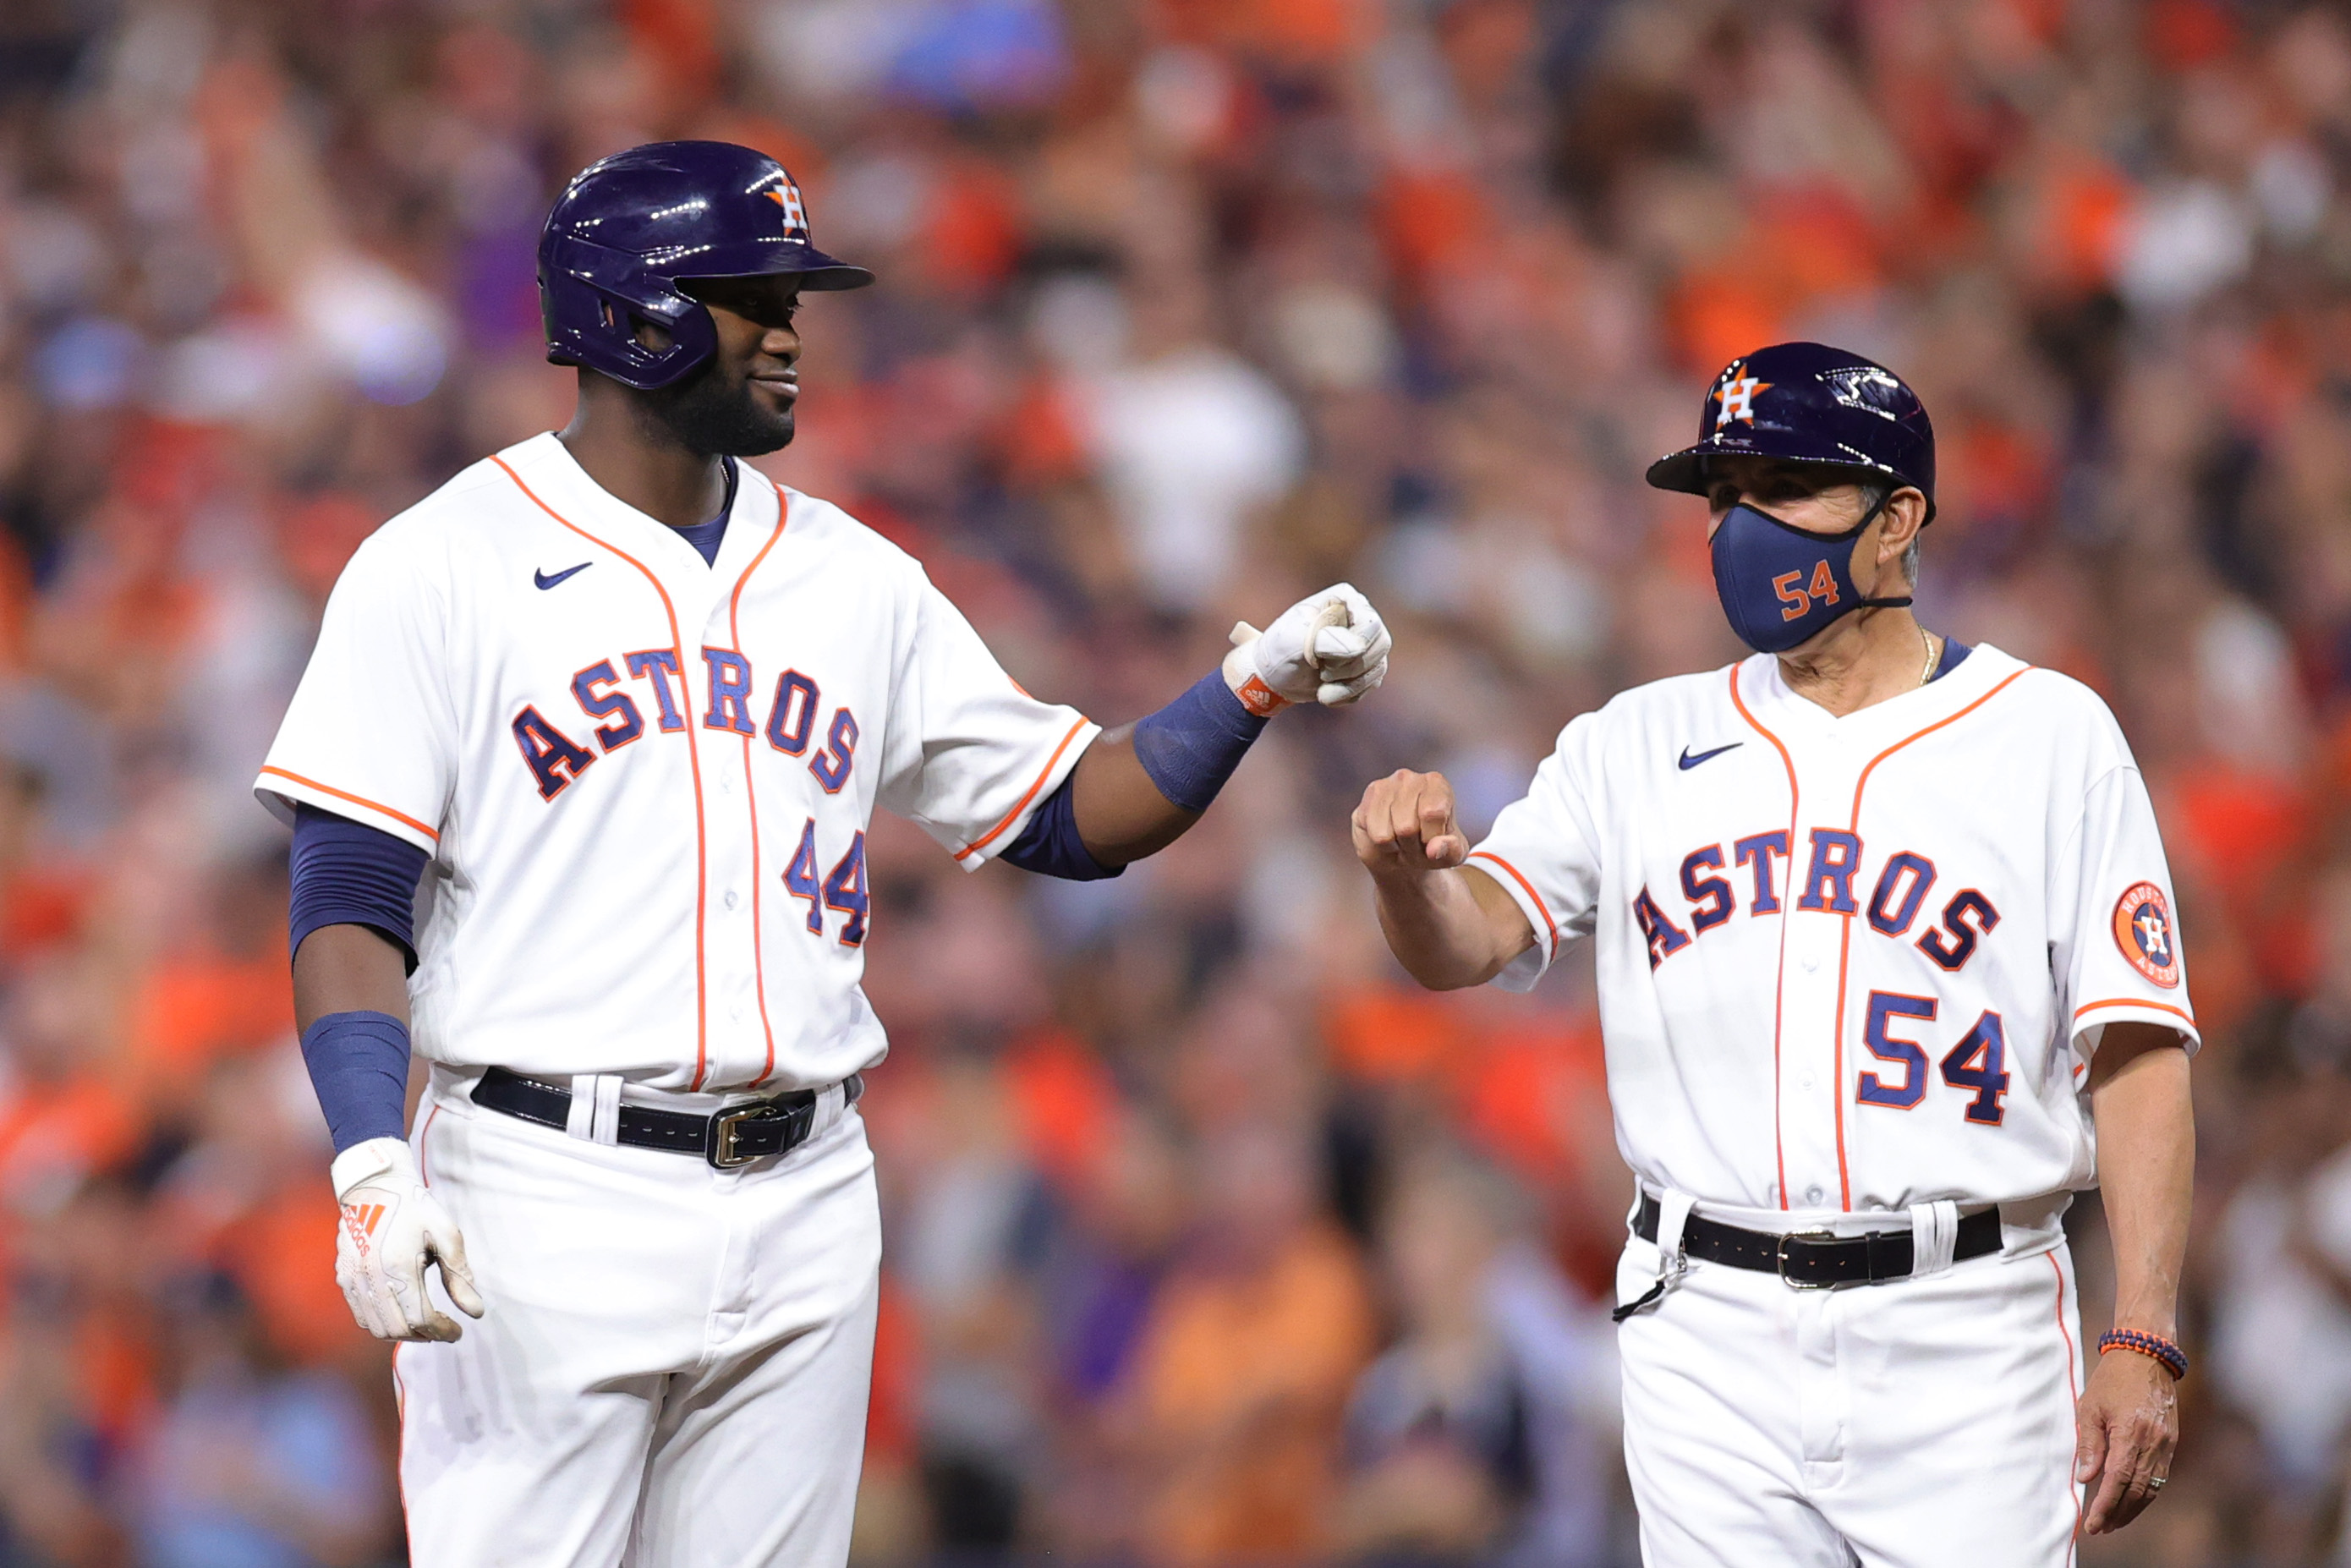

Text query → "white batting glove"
[331,1137,485,1342]
[1224,583,1391,715]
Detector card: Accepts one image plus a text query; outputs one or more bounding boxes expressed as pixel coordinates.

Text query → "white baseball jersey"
[1471,644,2196,1221]
[257,431,1097,1093]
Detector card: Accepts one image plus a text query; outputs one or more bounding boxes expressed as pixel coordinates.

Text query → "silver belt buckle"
[1776,1230,1840,1290]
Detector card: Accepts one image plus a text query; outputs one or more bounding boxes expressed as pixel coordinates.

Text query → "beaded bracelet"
[2098,1328,2188,1381]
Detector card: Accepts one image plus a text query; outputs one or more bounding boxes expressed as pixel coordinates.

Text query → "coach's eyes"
[1717,479,1815,510]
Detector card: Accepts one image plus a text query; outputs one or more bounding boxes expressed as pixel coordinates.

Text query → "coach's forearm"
[1373,867,1521,991]
[293,924,413,1032]
[2089,1025,2194,1337]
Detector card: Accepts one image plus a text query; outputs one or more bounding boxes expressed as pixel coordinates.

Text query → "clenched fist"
[1225,584,1391,714]
[1353,770,1470,876]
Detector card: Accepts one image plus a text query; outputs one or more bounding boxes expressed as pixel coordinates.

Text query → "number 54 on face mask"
[1708,499,1910,655]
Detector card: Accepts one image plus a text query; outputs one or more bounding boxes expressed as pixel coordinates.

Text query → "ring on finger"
[2147,1475,2167,1492]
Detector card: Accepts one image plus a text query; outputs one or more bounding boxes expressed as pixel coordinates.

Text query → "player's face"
[639,275,806,457]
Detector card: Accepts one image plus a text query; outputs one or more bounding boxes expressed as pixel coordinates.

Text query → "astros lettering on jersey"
[1467,644,2196,1231]
[257,432,1094,1094]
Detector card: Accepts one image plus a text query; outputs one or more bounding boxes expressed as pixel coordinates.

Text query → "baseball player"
[1351,343,2195,1565]
[260,141,1390,1566]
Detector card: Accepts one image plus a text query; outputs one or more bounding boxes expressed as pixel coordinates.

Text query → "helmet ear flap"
[651,300,716,386]
[599,284,715,387]
[539,234,719,391]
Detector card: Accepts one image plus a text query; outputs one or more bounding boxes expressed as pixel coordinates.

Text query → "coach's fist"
[330,1137,485,1342]
[1353,770,1469,876]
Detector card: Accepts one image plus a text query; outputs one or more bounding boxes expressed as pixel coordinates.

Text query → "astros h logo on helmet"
[765,182,808,237]
[1713,360,1772,429]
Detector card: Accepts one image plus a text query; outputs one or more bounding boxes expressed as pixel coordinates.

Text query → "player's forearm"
[1373,868,1514,990]
[1062,591,1392,868]
[293,923,413,1030]
[293,922,416,1155]
[2089,1027,2194,1337]
[1070,726,1203,865]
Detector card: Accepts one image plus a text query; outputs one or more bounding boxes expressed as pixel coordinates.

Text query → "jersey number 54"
[1855,991,2009,1126]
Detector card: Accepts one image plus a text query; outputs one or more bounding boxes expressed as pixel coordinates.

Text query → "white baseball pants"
[391,1075,880,1568]
[1615,1230,2084,1567]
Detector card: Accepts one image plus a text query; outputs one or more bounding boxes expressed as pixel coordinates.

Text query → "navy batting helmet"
[539,140,874,392]
[1645,342,1936,521]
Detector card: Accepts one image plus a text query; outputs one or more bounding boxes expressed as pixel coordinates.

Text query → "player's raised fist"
[1225,584,1391,715]
[1353,770,1468,876]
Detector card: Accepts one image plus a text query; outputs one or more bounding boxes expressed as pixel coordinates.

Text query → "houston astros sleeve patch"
[2112,881,2180,988]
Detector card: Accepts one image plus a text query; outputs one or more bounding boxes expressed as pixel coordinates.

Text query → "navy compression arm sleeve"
[999,774,1123,881]
[289,803,430,973]
[1129,671,1267,813]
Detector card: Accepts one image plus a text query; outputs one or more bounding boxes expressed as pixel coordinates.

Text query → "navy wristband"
[1131,671,1268,814]
[300,1010,413,1153]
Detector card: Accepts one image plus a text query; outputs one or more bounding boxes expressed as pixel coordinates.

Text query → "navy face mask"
[1708,494,1910,655]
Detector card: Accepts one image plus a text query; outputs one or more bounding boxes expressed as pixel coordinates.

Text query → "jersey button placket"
[696,699,759,1088]
[1786,733,1860,1457]
[1783,741,1863,1216]
[1780,900,1844,1214]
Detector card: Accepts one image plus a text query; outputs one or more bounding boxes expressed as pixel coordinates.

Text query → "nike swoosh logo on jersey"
[1678,743,1742,770]
[534,562,591,590]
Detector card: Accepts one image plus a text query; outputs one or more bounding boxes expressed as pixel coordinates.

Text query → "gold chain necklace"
[1918,626,1937,687]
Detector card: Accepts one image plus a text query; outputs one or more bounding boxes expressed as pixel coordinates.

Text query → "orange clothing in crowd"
[1125,1223,1376,1565]
[0,1075,140,1215]
[219,1185,369,1367]
[125,954,293,1094]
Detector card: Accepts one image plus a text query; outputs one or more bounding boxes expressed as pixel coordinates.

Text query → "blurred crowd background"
[5,0,2351,1564]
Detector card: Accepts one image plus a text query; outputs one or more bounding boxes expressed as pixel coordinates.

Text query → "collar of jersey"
[504,431,778,588]
[1737,639,2026,742]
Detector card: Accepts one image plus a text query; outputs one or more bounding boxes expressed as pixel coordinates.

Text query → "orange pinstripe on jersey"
[1464,850,1559,957]
[258,765,442,842]
[418,1101,441,1186]
[2072,996,2195,1026]
[953,717,1092,862]
[1729,664,1801,1210]
[491,454,715,1089]
[2048,1251,2082,1560]
[1829,667,2033,1209]
[392,1345,414,1565]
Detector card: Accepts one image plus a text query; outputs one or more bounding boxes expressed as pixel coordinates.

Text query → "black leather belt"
[471,1066,863,1170]
[1633,1192,2002,1290]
